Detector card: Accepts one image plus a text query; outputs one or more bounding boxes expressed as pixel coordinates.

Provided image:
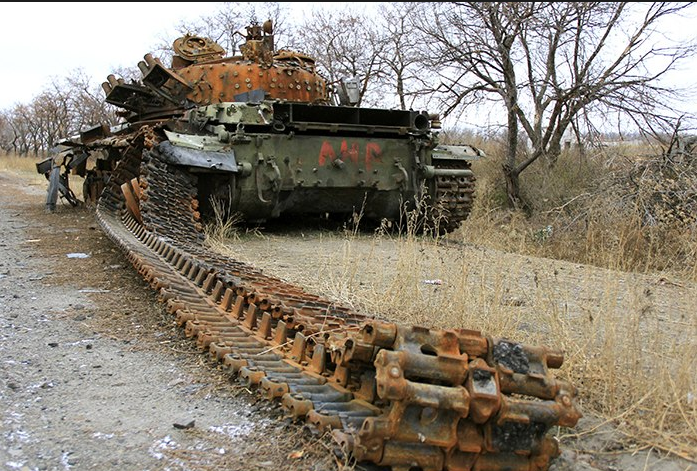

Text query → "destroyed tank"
[36,21,580,471]
[39,20,482,233]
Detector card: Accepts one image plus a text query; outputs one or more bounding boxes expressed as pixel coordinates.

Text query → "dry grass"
[0,152,47,185]
[203,197,265,251]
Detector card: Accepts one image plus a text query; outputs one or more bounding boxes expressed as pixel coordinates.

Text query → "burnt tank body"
[40,20,482,232]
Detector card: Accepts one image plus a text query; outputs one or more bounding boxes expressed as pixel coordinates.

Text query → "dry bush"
[539,144,697,281]
[460,142,697,281]
[439,127,491,150]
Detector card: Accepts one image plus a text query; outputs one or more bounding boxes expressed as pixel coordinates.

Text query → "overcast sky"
[2,2,696,124]
[0,2,332,109]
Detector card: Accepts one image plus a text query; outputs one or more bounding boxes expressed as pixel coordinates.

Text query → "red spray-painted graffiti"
[318,140,382,171]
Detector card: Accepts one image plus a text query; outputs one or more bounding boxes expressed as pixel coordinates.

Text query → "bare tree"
[0,70,119,156]
[376,3,433,110]
[0,107,30,154]
[415,2,697,208]
[64,69,121,131]
[295,7,386,107]
[0,112,11,153]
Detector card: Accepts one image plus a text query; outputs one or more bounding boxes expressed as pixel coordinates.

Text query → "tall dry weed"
[204,197,242,243]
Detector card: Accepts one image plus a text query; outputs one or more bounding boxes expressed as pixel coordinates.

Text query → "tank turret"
[102,20,329,121]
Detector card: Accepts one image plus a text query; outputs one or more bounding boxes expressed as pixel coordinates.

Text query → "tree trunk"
[504,97,521,208]
[545,127,565,167]
[397,74,405,110]
[503,163,522,209]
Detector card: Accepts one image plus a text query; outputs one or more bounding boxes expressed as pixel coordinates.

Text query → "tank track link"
[93,130,580,471]
[432,160,476,234]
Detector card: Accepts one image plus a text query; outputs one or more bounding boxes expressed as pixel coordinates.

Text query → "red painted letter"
[319,141,336,166]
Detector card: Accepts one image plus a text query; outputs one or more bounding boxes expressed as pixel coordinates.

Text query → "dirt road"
[0,171,341,471]
[0,169,693,471]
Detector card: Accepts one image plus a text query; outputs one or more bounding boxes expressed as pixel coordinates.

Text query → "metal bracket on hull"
[160,135,237,172]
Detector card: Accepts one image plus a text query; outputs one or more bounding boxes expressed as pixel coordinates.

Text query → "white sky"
[0,2,331,109]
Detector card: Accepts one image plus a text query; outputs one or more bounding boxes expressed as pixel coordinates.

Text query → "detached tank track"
[93,133,580,471]
[432,160,476,234]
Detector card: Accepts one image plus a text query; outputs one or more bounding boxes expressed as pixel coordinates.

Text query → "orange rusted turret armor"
[171,21,328,106]
[102,20,328,119]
